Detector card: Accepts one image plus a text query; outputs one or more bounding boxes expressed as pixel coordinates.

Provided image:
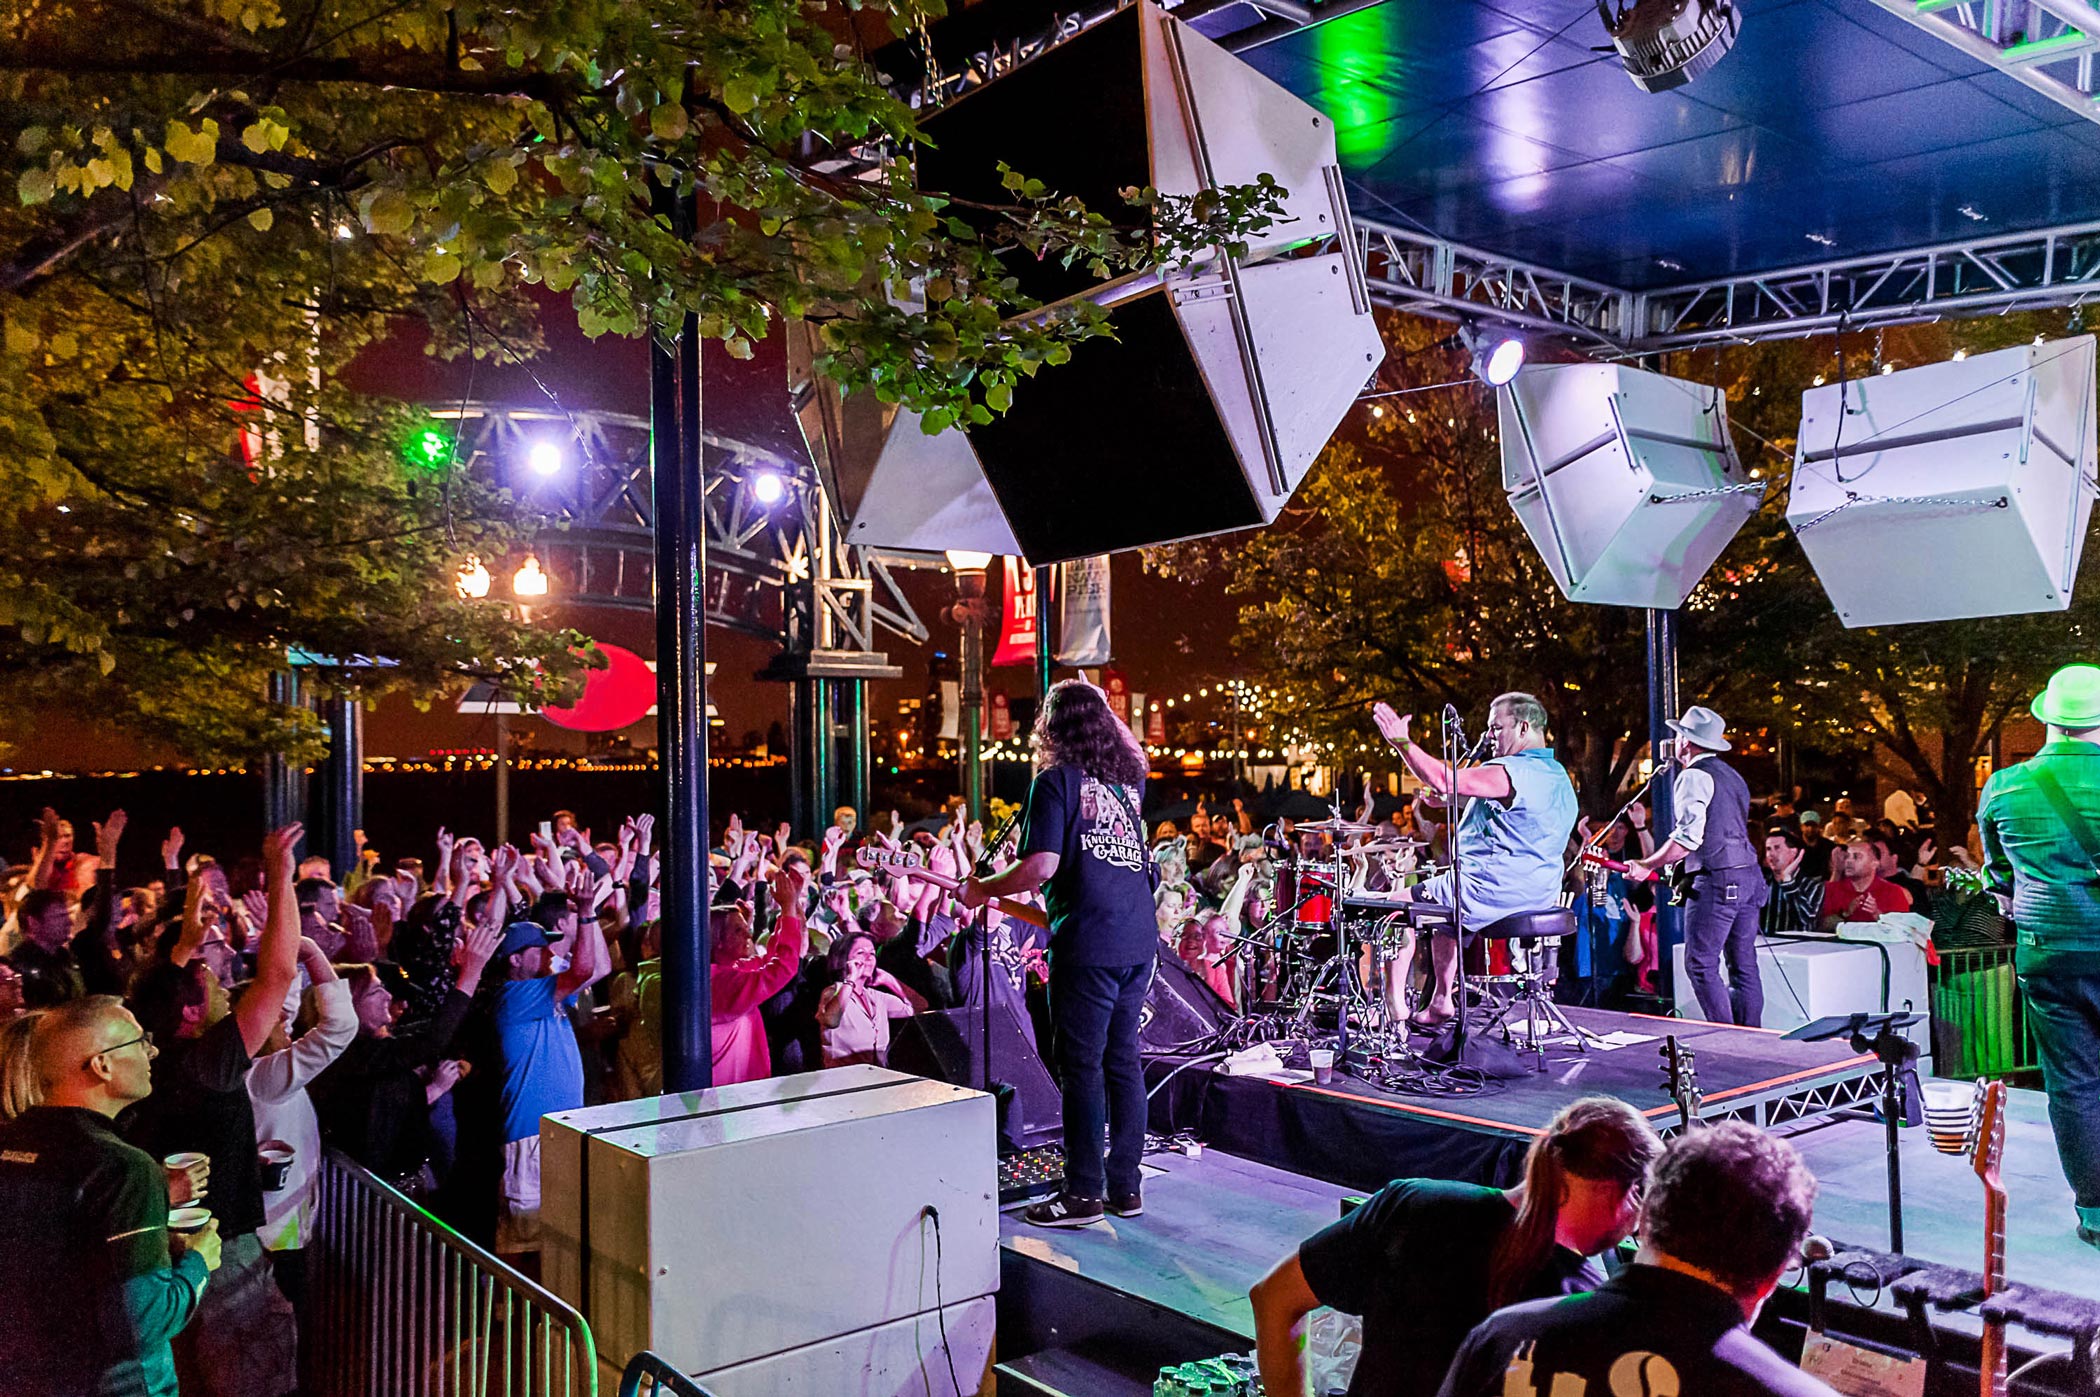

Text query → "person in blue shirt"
[1371,692,1579,1029]
[485,895,608,1264]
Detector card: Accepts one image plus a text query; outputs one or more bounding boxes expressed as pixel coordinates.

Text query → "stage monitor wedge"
[1498,362,1760,609]
[839,0,1383,565]
[1787,337,2098,627]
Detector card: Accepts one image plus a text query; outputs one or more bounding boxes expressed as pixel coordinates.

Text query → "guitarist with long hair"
[961,678,1157,1229]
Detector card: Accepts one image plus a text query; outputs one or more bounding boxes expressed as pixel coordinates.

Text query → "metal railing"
[617,1353,717,1397]
[309,1149,598,1397]
[1931,945,2036,1078]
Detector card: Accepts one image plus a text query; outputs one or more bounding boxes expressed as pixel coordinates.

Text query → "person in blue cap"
[1978,662,2100,1250]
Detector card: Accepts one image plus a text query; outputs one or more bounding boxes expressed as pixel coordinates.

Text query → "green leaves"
[361,188,414,236]
[163,118,218,166]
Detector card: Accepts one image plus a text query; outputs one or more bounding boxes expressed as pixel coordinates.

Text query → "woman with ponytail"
[1252,1095,1660,1397]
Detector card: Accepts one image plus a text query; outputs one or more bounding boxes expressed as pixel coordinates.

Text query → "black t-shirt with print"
[1019,765,1157,967]
[1300,1178,1602,1397]
[1436,1264,1838,1397]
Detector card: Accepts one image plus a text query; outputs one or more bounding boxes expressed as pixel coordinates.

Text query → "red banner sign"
[989,691,1013,740]
[1103,667,1130,726]
[992,557,1037,667]
[1147,704,1165,744]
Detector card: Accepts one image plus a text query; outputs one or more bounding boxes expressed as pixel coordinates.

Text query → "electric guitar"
[1661,1035,1703,1131]
[1974,1080,2009,1397]
[854,846,1051,928]
[1577,848,1690,905]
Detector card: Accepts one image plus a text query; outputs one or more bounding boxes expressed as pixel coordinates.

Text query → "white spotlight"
[751,470,786,505]
[527,441,564,477]
[1481,337,1526,386]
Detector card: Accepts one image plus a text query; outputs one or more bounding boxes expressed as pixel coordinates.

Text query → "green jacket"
[1977,740,2100,951]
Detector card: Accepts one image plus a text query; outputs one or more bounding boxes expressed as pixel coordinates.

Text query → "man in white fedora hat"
[1626,706,1768,1026]
[1978,663,2100,1250]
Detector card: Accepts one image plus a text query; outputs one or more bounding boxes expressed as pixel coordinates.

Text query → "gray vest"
[1686,755,1757,873]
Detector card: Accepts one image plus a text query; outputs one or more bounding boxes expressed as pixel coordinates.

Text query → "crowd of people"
[0,794,1062,1396]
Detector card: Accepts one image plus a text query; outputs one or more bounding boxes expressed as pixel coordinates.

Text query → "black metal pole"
[1645,608,1682,1001]
[1033,564,1054,699]
[654,182,712,1094]
[262,669,304,845]
[319,690,362,878]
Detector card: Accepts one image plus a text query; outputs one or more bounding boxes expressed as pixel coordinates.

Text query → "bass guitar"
[1974,1080,2009,1397]
[855,846,1050,928]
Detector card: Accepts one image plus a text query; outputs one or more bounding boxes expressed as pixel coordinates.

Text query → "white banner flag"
[938,680,960,740]
[1056,555,1112,667]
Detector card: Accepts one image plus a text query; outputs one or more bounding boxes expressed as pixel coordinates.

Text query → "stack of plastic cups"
[1920,1078,1982,1157]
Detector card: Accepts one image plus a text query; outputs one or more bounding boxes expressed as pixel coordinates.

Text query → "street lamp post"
[946,550,993,819]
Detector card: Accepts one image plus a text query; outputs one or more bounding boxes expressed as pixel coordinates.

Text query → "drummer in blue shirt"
[1371,692,1579,1029]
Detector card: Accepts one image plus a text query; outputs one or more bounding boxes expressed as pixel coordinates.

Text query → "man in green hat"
[1977,662,2100,1250]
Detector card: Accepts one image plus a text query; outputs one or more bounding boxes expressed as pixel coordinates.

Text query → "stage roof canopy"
[913,0,2100,351]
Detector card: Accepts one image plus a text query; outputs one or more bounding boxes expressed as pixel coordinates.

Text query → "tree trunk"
[1935,736,1981,852]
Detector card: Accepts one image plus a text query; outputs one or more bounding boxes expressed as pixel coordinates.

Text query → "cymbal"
[1345,839,1427,855]
[1295,817,1374,834]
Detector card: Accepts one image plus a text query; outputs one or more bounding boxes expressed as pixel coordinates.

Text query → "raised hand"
[242,888,269,930]
[93,809,127,864]
[769,859,809,913]
[632,813,654,856]
[1918,837,1937,865]
[724,812,745,857]
[36,806,62,846]
[435,826,454,862]
[775,822,791,852]
[263,822,304,876]
[1369,702,1412,751]
[529,829,557,864]
[161,825,185,870]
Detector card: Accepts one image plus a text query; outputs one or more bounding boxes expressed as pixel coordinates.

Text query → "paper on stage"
[1799,1331,1926,1397]
[1585,1030,1661,1050]
[1837,911,1933,950]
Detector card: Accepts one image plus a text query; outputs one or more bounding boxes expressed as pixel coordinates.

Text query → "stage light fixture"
[1480,337,1526,386]
[512,554,549,598]
[750,470,786,505]
[455,557,491,599]
[1600,0,1742,92]
[527,441,564,477]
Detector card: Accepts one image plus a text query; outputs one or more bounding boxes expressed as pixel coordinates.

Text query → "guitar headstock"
[1973,1079,2007,1191]
[855,846,923,874]
[1661,1035,1703,1128]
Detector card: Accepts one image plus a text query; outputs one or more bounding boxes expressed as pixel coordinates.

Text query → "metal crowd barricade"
[617,1352,717,1397]
[310,1148,597,1397]
[1931,944,2036,1078]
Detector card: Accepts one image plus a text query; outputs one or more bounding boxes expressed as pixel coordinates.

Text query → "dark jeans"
[1684,869,1767,1027]
[2018,950,2100,1226]
[1049,959,1153,1200]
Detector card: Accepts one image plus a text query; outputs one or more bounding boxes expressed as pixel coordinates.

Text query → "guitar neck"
[857,858,1051,928]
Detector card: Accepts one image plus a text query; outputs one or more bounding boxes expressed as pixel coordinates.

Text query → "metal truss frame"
[1665,1062,1886,1136]
[1867,0,2100,128]
[428,406,928,658]
[1355,215,2100,352]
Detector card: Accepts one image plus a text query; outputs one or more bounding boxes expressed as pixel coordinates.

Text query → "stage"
[1141,1005,1885,1192]
[995,1083,2096,1396]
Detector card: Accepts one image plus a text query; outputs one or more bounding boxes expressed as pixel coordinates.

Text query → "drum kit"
[1238,815,1447,1061]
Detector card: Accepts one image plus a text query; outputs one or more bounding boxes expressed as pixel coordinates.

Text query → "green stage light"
[406,425,452,471]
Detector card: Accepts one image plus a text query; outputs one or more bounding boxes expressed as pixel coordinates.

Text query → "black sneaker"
[1108,1192,1144,1218]
[1024,1192,1106,1228]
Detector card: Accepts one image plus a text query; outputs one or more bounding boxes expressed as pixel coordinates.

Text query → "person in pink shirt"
[815,932,918,1067]
[710,864,808,1085]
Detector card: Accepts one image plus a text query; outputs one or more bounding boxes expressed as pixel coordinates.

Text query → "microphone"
[1799,1234,1836,1263]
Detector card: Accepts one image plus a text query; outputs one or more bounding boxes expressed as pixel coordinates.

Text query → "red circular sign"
[542,643,655,732]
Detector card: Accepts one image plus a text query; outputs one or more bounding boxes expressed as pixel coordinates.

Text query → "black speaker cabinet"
[888,1004,1064,1151]
[833,0,1386,564]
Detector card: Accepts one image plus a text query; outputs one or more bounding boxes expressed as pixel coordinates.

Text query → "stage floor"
[997,1092,2092,1392]
[1145,1006,1882,1192]
[1781,1084,2096,1302]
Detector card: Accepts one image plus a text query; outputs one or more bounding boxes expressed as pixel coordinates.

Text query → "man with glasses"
[0,995,224,1396]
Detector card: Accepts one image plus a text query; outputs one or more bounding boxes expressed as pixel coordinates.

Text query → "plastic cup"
[1308,1048,1336,1085]
[1921,1082,1974,1114]
[167,1206,212,1235]
[258,1141,294,1192]
[162,1151,209,1204]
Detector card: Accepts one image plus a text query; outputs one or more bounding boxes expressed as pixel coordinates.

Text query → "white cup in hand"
[162,1151,210,1206]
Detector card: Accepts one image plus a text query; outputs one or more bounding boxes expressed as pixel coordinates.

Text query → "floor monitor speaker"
[888,1004,1063,1150]
[1787,337,2097,626]
[1139,954,1232,1054]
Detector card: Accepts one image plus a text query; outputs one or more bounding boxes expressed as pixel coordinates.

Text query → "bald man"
[0,995,222,1396]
